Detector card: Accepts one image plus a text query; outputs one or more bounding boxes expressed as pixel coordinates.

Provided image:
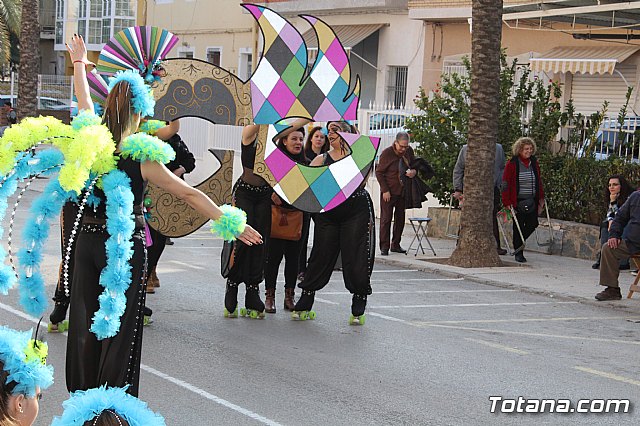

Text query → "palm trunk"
[17,0,39,120]
[448,0,503,268]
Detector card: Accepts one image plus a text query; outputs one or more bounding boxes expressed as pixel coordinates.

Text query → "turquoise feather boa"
[51,385,165,426]
[90,169,135,340]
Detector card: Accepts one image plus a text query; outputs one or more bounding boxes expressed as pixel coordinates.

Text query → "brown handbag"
[271,205,303,241]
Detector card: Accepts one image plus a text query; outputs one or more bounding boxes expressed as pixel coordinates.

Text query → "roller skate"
[48,299,69,333]
[349,294,367,325]
[291,289,316,321]
[143,306,154,326]
[240,284,265,319]
[224,280,239,318]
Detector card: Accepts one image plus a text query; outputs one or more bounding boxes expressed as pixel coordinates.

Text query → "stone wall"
[426,206,600,261]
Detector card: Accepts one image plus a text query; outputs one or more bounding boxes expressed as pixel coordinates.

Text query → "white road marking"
[173,246,222,250]
[371,269,418,273]
[367,312,409,323]
[315,297,339,305]
[0,302,282,425]
[167,260,206,270]
[416,316,640,325]
[465,337,529,355]
[320,289,515,295]
[371,301,578,309]
[574,366,640,386]
[141,365,283,425]
[421,323,640,346]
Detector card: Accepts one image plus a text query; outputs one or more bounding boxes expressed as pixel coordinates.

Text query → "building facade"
[54,0,145,75]
[408,0,640,116]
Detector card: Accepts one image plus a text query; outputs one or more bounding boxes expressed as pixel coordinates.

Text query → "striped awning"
[303,23,386,50]
[529,45,640,75]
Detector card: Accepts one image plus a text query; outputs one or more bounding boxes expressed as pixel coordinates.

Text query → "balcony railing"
[249,0,408,13]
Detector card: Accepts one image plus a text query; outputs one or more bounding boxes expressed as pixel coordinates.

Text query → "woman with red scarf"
[501,137,545,263]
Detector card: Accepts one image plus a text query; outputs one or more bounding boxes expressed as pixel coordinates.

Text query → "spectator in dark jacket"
[595,190,640,301]
[375,131,416,256]
[454,143,506,255]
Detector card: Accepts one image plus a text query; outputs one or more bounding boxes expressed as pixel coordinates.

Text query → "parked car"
[0,95,70,111]
[365,110,413,152]
[577,117,640,162]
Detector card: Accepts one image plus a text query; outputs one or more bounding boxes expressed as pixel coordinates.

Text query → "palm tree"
[0,0,20,66]
[17,0,37,119]
[448,0,503,268]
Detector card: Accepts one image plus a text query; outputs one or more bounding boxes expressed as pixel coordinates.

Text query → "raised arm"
[140,160,262,245]
[65,35,94,114]
[155,119,180,141]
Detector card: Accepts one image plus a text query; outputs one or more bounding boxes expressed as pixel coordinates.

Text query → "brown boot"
[145,276,155,294]
[265,288,276,313]
[284,288,296,311]
[151,269,160,287]
[595,286,622,301]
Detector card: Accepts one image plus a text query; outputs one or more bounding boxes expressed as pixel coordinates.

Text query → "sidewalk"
[374,222,640,314]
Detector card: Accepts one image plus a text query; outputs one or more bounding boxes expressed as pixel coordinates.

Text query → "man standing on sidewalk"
[376,131,416,255]
[453,143,507,255]
[595,190,640,301]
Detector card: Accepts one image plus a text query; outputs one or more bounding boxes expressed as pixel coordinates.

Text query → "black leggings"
[147,225,166,273]
[66,230,147,396]
[299,190,373,296]
[227,182,272,286]
[513,209,538,253]
[265,237,302,290]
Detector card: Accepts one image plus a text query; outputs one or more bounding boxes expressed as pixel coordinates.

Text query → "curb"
[375,256,640,315]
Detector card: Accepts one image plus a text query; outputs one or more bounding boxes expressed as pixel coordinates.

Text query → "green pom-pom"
[210,205,247,241]
[139,120,166,135]
[71,110,102,130]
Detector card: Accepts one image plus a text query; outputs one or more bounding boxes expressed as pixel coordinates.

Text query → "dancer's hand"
[65,34,94,67]
[238,225,262,246]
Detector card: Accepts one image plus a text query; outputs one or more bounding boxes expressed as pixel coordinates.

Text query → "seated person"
[595,190,640,301]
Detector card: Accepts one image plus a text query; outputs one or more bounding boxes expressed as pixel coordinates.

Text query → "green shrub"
[406,51,640,225]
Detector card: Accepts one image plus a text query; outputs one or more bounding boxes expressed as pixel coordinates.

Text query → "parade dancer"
[0,326,54,426]
[52,385,165,425]
[223,122,306,318]
[292,121,374,325]
[65,35,261,396]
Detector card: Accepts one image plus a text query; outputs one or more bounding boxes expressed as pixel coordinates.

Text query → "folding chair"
[445,193,460,240]
[501,206,526,255]
[407,217,437,257]
[534,202,554,253]
[629,255,640,299]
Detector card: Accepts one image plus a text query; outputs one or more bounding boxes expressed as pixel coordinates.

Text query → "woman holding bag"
[501,137,545,263]
[264,128,309,312]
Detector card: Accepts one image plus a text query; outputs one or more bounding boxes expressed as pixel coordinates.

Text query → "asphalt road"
[1,180,639,425]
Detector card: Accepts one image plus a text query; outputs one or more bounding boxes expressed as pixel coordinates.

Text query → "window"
[55,0,65,45]
[386,66,408,108]
[206,48,222,67]
[179,51,194,59]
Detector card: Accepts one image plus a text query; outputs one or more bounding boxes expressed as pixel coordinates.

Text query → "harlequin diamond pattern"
[245,4,360,123]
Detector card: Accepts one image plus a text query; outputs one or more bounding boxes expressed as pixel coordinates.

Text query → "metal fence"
[567,115,640,162]
[2,73,73,110]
